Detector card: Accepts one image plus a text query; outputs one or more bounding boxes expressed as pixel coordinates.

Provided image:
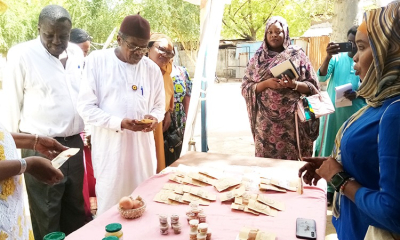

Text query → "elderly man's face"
[38,18,71,58]
[117,35,149,65]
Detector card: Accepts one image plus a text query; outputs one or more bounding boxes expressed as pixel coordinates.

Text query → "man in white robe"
[77,14,165,215]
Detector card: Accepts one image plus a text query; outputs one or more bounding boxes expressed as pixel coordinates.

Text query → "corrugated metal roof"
[301,22,332,37]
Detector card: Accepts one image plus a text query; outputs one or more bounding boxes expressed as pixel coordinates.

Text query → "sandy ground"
[189,80,337,240]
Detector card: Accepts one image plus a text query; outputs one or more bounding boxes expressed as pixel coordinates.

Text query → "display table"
[66,152,327,240]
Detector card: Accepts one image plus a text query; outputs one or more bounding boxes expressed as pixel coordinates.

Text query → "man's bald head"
[38,5,71,26]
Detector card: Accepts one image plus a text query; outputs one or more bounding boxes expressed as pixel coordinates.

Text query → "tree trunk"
[330,0,361,42]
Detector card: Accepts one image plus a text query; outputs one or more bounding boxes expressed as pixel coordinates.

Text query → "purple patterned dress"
[241,16,320,160]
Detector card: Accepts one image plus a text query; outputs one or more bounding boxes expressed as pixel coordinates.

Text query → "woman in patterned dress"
[164,64,192,166]
[241,16,319,160]
[0,124,65,239]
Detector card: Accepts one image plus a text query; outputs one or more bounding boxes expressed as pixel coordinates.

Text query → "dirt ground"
[189,80,337,240]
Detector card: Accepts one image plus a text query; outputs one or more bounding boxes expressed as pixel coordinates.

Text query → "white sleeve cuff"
[109,116,123,131]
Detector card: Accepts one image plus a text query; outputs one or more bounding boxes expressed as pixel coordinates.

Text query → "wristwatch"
[329,171,351,192]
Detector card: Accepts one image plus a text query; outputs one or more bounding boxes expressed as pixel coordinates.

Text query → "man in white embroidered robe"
[77,15,165,215]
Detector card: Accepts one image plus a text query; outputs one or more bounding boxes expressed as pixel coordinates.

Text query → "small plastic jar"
[172,223,181,234]
[197,233,207,240]
[206,231,212,240]
[159,214,168,224]
[198,223,208,234]
[102,237,119,240]
[198,213,206,223]
[170,214,179,224]
[189,231,197,240]
[43,232,65,240]
[105,223,123,239]
[160,225,169,235]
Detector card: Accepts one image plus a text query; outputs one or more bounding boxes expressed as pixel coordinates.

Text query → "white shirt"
[1,38,84,137]
[77,48,165,214]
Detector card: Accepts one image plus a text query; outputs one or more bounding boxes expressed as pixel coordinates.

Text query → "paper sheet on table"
[51,148,80,169]
[335,83,353,107]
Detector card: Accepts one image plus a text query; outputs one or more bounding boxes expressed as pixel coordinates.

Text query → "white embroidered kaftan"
[77,49,165,215]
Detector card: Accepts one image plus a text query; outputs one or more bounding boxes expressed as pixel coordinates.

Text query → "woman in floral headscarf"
[241,16,319,160]
[299,2,400,239]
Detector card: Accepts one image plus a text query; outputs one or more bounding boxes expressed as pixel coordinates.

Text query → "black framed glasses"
[154,45,175,58]
[122,38,149,54]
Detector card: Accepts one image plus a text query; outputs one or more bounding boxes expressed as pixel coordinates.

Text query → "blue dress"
[332,96,400,240]
[315,53,366,157]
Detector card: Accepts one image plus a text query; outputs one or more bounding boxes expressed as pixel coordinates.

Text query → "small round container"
[160,225,169,235]
[105,223,123,239]
[43,232,65,240]
[186,210,196,217]
[159,214,168,224]
[206,232,212,240]
[189,219,199,228]
[198,213,206,223]
[189,231,197,240]
[198,223,208,234]
[172,223,181,234]
[197,233,207,240]
[170,214,179,224]
[102,237,119,240]
[191,208,201,214]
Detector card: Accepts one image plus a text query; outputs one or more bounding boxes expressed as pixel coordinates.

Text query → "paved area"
[189,80,337,240]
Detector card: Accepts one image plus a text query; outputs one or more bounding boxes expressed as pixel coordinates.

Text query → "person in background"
[2,5,86,239]
[241,16,319,160]
[165,61,192,166]
[315,26,366,206]
[299,2,400,239]
[70,28,91,57]
[147,33,175,171]
[70,27,97,219]
[0,127,66,239]
[77,14,165,215]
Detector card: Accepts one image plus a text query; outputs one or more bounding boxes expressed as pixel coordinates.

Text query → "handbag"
[295,85,334,159]
[164,112,183,153]
[296,85,335,122]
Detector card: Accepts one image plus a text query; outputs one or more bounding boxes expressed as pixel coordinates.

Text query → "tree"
[221,0,335,40]
[330,0,361,42]
[139,0,200,64]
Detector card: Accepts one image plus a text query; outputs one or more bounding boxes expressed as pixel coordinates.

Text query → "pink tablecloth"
[67,171,326,240]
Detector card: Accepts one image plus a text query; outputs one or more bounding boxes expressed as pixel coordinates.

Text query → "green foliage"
[139,0,200,48]
[0,0,334,55]
[221,0,334,40]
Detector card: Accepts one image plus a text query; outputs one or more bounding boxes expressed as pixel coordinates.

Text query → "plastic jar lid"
[105,223,122,232]
[102,237,119,240]
[43,232,66,240]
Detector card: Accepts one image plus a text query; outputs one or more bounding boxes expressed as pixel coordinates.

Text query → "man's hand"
[298,157,327,186]
[121,118,150,132]
[35,136,69,159]
[162,111,172,132]
[142,115,158,132]
[85,134,92,149]
[326,42,340,57]
[25,156,64,185]
[344,89,357,101]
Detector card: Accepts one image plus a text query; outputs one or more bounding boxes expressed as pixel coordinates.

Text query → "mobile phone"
[337,42,352,52]
[296,218,316,239]
[278,69,296,80]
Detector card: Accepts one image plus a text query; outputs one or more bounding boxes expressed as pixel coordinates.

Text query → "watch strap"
[330,171,351,192]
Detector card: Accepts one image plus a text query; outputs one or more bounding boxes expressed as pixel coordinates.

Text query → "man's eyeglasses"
[122,38,149,54]
[154,45,175,58]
